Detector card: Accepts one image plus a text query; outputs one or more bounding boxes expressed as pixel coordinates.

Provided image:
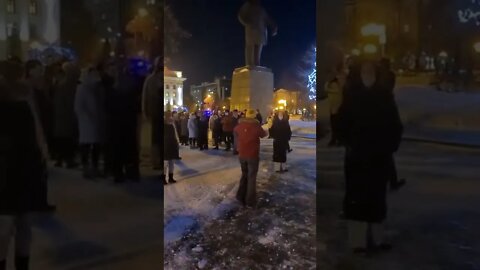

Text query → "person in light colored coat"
[187,113,198,148]
[74,66,106,178]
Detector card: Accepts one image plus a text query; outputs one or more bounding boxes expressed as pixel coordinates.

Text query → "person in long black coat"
[108,64,142,183]
[197,113,209,150]
[337,60,403,253]
[269,111,292,173]
[163,111,180,185]
[0,61,46,270]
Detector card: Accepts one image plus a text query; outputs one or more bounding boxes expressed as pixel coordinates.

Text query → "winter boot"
[168,173,177,183]
[15,256,29,270]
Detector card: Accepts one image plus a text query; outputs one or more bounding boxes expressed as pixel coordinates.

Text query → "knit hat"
[245,109,257,119]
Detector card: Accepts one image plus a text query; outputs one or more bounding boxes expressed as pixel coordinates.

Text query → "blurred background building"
[164,66,186,111]
[0,0,60,60]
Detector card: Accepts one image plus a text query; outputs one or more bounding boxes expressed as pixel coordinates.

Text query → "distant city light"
[439,51,448,57]
[351,49,361,56]
[458,1,480,25]
[138,8,149,17]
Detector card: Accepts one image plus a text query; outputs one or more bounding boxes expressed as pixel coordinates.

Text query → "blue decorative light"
[307,47,316,100]
[458,0,480,25]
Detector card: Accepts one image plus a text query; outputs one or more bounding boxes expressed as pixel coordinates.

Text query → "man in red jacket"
[234,108,267,207]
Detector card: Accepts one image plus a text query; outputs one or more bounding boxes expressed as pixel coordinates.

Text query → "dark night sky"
[167,0,316,91]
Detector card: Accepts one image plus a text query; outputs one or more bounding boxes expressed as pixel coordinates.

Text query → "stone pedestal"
[230,66,274,122]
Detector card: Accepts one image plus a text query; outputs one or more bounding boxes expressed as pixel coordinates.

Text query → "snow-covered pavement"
[164,135,316,269]
[318,85,480,146]
[317,141,480,269]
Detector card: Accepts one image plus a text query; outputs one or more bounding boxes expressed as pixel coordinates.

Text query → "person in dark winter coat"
[163,111,180,185]
[0,61,45,270]
[210,111,223,149]
[255,109,263,124]
[108,64,142,183]
[337,60,403,254]
[179,112,189,145]
[269,110,292,173]
[53,62,79,168]
[142,57,162,169]
[234,109,267,207]
[197,113,209,150]
[221,110,234,151]
[24,60,56,213]
[378,58,406,191]
[232,110,240,155]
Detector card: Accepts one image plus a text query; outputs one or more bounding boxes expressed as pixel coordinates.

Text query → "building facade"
[164,66,185,111]
[0,0,60,60]
[189,76,232,109]
[273,89,300,114]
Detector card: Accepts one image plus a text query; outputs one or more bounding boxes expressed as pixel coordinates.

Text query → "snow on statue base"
[230,66,274,121]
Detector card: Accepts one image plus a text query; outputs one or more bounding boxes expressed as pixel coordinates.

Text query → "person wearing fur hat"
[233,108,267,207]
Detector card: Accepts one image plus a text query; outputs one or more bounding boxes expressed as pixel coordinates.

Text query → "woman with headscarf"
[337,60,403,254]
[269,110,292,173]
[187,113,198,149]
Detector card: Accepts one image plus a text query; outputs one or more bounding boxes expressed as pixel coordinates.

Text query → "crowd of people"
[326,55,406,255]
[162,107,293,202]
[0,55,164,270]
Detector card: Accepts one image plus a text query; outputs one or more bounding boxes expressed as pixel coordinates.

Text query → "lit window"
[7,0,15,14]
[29,0,37,15]
[173,93,176,97]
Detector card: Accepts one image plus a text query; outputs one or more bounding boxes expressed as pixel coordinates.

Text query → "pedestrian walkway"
[23,166,162,269]
[164,137,316,269]
[317,140,480,269]
[404,128,480,148]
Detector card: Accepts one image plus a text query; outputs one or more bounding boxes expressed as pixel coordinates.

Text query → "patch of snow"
[197,259,208,269]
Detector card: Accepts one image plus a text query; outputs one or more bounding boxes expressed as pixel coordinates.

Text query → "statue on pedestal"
[238,0,277,67]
